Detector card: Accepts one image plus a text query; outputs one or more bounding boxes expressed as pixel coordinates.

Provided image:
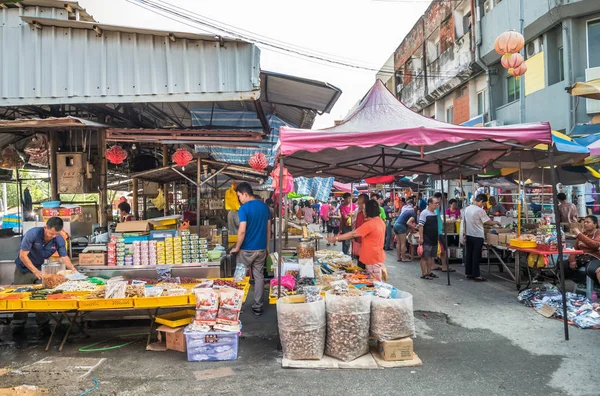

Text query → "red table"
[513,247,582,291]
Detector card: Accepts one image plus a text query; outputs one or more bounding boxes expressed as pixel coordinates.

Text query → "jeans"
[341,226,352,255]
[384,224,393,250]
[465,236,484,277]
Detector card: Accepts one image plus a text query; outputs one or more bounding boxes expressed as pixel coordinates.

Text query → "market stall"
[275,79,581,340]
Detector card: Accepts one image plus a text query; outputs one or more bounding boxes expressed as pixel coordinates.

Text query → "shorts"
[438,235,447,253]
[394,224,407,235]
[365,263,383,281]
[422,243,438,258]
[327,225,340,234]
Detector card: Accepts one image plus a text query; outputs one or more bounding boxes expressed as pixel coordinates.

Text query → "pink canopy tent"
[273,79,572,341]
[278,79,552,181]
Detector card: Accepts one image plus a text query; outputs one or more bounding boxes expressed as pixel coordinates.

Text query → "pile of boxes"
[132,240,158,266]
[107,236,126,266]
[153,232,210,265]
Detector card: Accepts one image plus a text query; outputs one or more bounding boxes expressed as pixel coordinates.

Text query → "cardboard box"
[41,206,82,217]
[78,253,106,266]
[486,233,499,246]
[147,325,187,352]
[378,338,414,361]
[116,220,151,233]
[42,213,83,222]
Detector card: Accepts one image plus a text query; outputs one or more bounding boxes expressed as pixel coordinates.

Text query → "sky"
[77,0,431,129]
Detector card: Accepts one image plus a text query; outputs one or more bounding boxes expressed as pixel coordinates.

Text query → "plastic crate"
[0,300,6,310]
[133,295,191,308]
[78,298,134,310]
[6,299,23,310]
[155,309,195,328]
[184,325,240,361]
[509,239,537,248]
[22,298,78,311]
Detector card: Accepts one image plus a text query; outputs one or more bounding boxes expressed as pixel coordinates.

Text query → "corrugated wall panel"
[0,8,260,105]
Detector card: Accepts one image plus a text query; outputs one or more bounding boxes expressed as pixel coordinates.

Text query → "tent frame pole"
[548,148,569,341]
[439,163,451,286]
[277,158,284,299]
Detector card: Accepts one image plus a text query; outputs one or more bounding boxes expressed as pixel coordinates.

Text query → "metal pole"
[277,159,284,299]
[162,145,169,216]
[196,158,201,236]
[548,148,569,341]
[97,129,108,227]
[2,183,7,216]
[16,169,21,234]
[49,131,59,201]
[132,178,139,220]
[519,0,526,123]
[439,163,451,286]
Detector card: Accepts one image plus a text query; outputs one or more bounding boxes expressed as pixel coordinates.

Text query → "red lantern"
[501,53,524,69]
[508,62,528,77]
[248,152,268,171]
[106,145,128,165]
[172,148,193,167]
[494,30,525,55]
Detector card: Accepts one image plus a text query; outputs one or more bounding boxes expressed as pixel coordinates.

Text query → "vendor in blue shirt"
[12,217,76,334]
[14,217,76,283]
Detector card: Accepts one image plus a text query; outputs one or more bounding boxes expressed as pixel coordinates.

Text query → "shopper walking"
[394,198,417,262]
[231,182,271,315]
[328,200,387,281]
[301,201,315,224]
[383,198,394,251]
[326,200,341,247]
[418,197,440,280]
[339,193,357,255]
[319,200,330,232]
[557,192,579,224]
[433,192,453,273]
[461,194,500,282]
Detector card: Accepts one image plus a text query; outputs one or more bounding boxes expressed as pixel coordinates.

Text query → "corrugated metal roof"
[0,9,260,106]
[2,0,96,22]
[0,116,110,131]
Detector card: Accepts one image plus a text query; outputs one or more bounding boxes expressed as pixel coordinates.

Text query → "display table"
[77,262,221,279]
[485,244,582,291]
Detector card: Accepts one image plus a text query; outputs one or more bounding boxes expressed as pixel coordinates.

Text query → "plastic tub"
[41,200,61,208]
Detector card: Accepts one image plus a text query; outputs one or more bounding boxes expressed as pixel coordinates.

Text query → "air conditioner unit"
[484,120,504,127]
[526,38,543,58]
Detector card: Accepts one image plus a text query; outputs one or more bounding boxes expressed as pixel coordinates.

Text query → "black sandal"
[420,275,433,280]
[473,277,487,282]
[441,268,456,272]
[428,273,439,278]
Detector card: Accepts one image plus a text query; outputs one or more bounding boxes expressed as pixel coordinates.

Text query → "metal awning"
[0,116,110,131]
[106,128,265,144]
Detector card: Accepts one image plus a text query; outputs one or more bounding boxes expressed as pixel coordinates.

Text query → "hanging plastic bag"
[0,145,25,170]
[233,263,247,282]
[151,188,165,211]
[225,184,240,211]
[24,135,49,168]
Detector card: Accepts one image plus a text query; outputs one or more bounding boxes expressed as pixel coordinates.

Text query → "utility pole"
[519,0,525,123]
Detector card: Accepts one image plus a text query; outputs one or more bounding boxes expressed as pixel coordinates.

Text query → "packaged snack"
[216,288,243,325]
[194,288,219,325]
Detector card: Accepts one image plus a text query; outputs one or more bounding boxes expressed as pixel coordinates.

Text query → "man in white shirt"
[462,194,500,282]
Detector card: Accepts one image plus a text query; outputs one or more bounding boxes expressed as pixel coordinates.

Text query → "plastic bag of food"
[270,274,296,291]
[216,288,243,325]
[105,280,127,299]
[277,296,326,360]
[370,290,415,341]
[304,286,322,303]
[233,263,247,282]
[325,291,371,362]
[194,288,219,325]
[143,286,163,298]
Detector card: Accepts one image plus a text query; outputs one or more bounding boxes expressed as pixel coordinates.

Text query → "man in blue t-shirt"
[231,182,271,315]
[12,217,76,334]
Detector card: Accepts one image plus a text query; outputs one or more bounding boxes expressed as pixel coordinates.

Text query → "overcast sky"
[78,0,431,128]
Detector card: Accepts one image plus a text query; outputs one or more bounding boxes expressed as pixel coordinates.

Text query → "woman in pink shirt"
[445,199,461,218]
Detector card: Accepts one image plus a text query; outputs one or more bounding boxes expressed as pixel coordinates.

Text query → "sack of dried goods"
[277,296,325,360]
[370,289,415,341]
[325,291,371,362]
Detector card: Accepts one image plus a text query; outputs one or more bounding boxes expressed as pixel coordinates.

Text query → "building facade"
[390,0,600,133]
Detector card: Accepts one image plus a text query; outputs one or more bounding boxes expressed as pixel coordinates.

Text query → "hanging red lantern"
[248,152,268,171]
[501,53,524,70]
[172,148,193,167]
[494,30,525,55]
[106,145,128,165]
[508,62,528,77]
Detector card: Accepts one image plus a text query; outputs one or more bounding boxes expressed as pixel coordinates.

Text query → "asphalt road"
[1,246,598,395]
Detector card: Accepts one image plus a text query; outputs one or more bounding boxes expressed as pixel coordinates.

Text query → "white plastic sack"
[277,297,325,360]
[325,291,371,362]
[370,290,415,341]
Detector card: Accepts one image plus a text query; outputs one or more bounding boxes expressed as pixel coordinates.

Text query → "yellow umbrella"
[567,78,600,100]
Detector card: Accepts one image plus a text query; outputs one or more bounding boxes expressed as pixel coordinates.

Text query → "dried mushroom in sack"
[277,297,326,360]
[325,291,371,362]
[370,290,415,341]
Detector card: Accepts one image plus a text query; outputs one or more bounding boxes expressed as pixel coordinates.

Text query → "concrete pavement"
[1,247,598,395]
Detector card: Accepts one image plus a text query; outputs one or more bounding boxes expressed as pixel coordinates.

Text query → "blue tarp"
[193,109,283,166]
[294,177,334,203]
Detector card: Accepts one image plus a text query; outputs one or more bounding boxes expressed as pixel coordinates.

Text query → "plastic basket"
[509,239,537,248]
[155,309,195,328]
[184,325,240,361]
[22,298,78,311]
[133,295,191,308]
[78,298,134,310]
